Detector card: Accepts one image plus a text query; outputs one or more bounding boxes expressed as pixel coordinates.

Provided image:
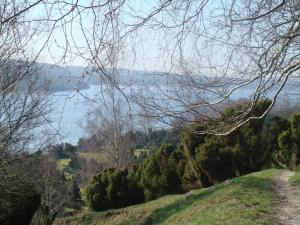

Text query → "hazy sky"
[29,0,221,74]
[30,0,170,72]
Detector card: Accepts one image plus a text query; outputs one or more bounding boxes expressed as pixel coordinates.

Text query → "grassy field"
[78,151,109,163]
[58,158,71,170]
[54,169,279,225]
[57,158,73,180]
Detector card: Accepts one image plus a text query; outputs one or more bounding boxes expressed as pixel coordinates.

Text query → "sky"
[28,0,222,73]
[28,0,167,71]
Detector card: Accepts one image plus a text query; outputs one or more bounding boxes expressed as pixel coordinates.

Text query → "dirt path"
[274,170,300,225]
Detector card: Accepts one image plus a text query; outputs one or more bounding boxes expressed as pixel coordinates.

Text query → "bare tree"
[117,1,297,135]
[117,0,300,135]
[85,88,134,168]
[14,151,71,225]
[31,0,299,135]
[0,3,56,223]
[0,0,56,170]
[2,0,298,136]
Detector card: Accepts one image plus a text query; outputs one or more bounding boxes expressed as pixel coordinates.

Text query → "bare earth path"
[274,170,300,225]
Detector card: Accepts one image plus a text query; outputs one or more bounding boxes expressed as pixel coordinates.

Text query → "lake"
[49,82,300,145]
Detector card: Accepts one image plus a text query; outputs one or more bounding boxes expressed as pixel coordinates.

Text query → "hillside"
[35,62,181,92]
[54,169,281,225]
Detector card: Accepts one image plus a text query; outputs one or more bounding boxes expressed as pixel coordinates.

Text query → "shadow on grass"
[136,174,274,225]
[140,184,228,225]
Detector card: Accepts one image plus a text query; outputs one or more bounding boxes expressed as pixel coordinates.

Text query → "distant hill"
[34,62,300,97]
[35,63,95,92]
[35,63,171,92]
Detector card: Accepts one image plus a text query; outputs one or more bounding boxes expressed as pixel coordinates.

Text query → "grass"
[58,158,71,170]
[57,158,73,180]
[57,151,109,181]
[78,151,109,164]
[289,170,300,186]
[54,169,279,225]
[58,151,109,181]
[134,148,149,158]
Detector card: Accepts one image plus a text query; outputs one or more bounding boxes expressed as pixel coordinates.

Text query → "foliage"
[69,152,104,188]
[264,116,291,167]
[138,144,184,201]
[19,152,74,224]
[180,123,210,187]
[85,144,183,211]
[290,113,300,164]
[131,129,180,151]
[182,100,274,184]
[0,172,41,225]
[85,168,144,211]
[67,180,83,210]
[278,130,294,166]
[196,138,237,182]
[52,143,77,159]
[266,113,300,169]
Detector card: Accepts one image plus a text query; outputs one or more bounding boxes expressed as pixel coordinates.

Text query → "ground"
[275,170,300,225]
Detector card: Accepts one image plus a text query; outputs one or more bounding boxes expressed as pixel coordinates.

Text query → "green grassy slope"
[289,170,300,186]
[55,169,280,225]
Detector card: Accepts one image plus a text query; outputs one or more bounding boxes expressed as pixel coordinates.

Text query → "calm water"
[49,83,300,145]
[49,85,100,145]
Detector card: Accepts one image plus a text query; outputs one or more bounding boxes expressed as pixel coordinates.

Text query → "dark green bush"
[290,113,300,165]
[182,100,274,184]
[86,144,185,211]
[196,138,237,182]
[180,124,210,187]
[270,113,300,169]
[85,168,144,211]
[138,144,184,201]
